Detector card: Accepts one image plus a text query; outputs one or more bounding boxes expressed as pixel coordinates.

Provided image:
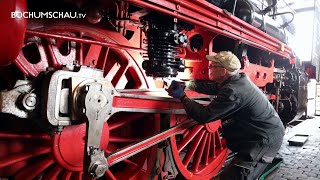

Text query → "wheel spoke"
[15,53,44,77]
[182,129,206,166]
[112,64,129,87]
[122,158,138,167]
[37,43,49,65]
[177,124,204,152]
[0,147,50,168]
[202,133,211,165]
[215,131,223,150]
[104,55,119,80]
[97,47,110,70]
[47,38,74,67]
[0,132,51,140]
[182,128,190,137]
[15,156,54,180]
[211,133,216,158]
[109,113,146,131]
[42,165,63,180]
[71,172,83,180]
[105,169,117,180]
[191,132,208,172]
[83,44,102,66]
[77,32,84,64]
[61,171,72,180]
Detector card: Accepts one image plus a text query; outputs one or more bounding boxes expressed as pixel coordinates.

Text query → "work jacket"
[181,73,285,160]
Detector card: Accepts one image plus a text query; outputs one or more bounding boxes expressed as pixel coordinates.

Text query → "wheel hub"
[205,121,220,133]
[53,123,110,171]
[170,115,228,179]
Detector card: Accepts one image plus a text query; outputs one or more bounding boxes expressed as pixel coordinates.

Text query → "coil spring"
[143,14,185,77]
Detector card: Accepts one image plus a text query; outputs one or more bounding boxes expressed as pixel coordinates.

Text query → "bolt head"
[25,96,37,107]
[85,85,90,92]
[22,93,38,111]
[90,164,107,178]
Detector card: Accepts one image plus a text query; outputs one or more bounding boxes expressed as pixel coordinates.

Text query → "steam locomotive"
[0,0,308,179]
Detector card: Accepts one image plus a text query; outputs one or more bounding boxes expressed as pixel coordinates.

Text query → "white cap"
[206,51,241,72]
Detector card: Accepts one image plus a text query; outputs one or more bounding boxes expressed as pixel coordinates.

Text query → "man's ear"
[221,68,227,76]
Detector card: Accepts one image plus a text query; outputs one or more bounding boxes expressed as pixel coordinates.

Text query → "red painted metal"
[0,132,51,140]
[15,23,150,83]
[113,96,184,110]
[0,21,159,180]
[0,133,52,177]
[0,147,51,169]
[169,116,229,179]
[112,90,209,113]
[178,28,218,80]
[52,123,109,171]
[74,89,226,178]
[26,30,147,52]
[0,0,294,178]
[0,0,27,67]
[181,35,276,85]
[42,166,63,180]
[107,119,197,167]
[240,57,275,87]
[15,158,54,180]
[125,0,294,59]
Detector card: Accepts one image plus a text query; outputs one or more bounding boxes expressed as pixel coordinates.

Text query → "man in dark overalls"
[166,51,285,179]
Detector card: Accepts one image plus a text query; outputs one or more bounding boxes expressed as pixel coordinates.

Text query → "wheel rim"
[170,115,229,179]
[0,21,158,179]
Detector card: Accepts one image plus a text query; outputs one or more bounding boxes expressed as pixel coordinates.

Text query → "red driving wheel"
[0,21,159,180]
[170,115,229,179]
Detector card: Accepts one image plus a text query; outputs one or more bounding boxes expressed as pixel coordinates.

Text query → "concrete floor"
[265,116,320,180]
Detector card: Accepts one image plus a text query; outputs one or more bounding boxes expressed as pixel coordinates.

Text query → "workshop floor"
[265,116,320,180]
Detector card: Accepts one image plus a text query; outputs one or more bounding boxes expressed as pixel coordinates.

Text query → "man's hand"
[166,80,186,99]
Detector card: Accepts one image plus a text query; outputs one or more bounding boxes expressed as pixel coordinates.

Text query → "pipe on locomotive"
[219,0,291,43]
